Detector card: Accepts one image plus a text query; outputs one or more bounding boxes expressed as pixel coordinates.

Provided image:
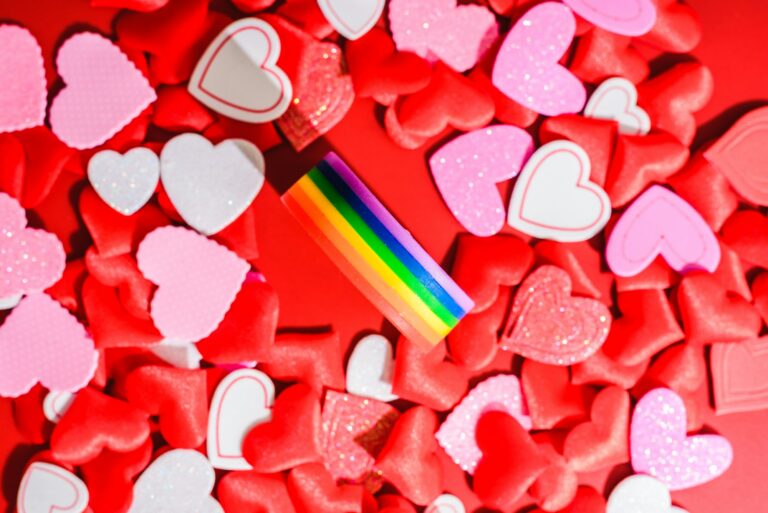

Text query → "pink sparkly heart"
[0,293,97,397]
[631,388,733,490]
[492,2,586,116]
[0,25,46,133]
[436,374,531,474]
[137,226,249,342]
[388,0,498,73]
[430,126,534,237]
[0,193,65,302]
[500,266,611,365]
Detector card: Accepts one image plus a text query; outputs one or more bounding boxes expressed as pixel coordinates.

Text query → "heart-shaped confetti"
[606,474,689,513]
[563,0,657,36]
[17,462,89,513]
[88,147,160,216]
[318,0,384,40]
[711,337,768,415]
[584,77,651,135]
[0,25,46,133]
[346,334,398,402]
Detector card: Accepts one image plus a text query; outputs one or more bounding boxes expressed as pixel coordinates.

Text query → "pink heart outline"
[0,25,46,133]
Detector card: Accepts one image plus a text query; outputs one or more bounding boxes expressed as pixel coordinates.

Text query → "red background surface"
[1,1,767,512]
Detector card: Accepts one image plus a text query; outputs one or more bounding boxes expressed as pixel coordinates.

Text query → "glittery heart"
[17,462,89,513]
[0,193,66,305]
[711,337,768,415]
[492,2,586,116]
[318,0,384,39]
[606,475,689,513]
[426,494,466,513]
[388,0,498,73]
[429,126,534,237]
[500,266,611,365]
[630,388,733,491]
[346,334,398,402]
[436,374,531,474]
[49,32,156,150]
[136,226,250,342]
[0,25,46,133]
[584,77,651,135]
[87,147,160,216]
[563,0,656,36]
[605,185,720,277]
[128,449,223,513]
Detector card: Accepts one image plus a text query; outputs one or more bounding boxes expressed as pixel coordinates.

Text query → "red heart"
[259,332,345,393]
[637,0,702,53]
[614,257,676,293]
[535,240,615,301]
[712,241,752,301]
[529,439,579,512]
[384,100,430,149]
[447,287,509,370]
[85,249,154,320]
[152,85,215,133]
[572,349,649,389]
[522,359,591,430]
[753,273,768,325]
[12,385,50,444]
[711,337,768,415]
[531,486,606,513]
[116,0,208,55]
[287,463,364,513]
[91,0,169,12]
[570,27,649,85]
[80,439,153,513]
[469,64,539,128]
[276,0,335,39]
[721,210,768,269]
[636,343,706,397]
[231,0,276,12]
[218,471,297,513]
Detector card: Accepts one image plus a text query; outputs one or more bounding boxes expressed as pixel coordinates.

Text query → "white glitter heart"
[87,147,159,216]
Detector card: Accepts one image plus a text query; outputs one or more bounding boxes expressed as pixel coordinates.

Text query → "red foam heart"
[259,332,345,393]
[531,486,606,513]
[721,210,768,269]
[522,359,590,430]
[288,463,364,513]
[12,385,50,444]
[571,349,649,389]
[614,256,676,293]
[711,337,768,415]
[637,0,702,53]
[383,100,430,149]
[218,471,297,513]
[91,0,169,12]
[753,273,768,325]
[469,62,539,128]
[636,343,706,397]
[570,27,649,85]
[446,287,509,370]
[80,439,153,513]
[115,0,209,55]
[712,241,752,301]
[85,249,154,320]
[231,0,276,12]
[535,240,615,301]
[276,0,335,39]
[529,439,579,512]
[152,85,214,132]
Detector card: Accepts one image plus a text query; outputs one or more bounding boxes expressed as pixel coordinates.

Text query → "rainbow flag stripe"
[282,153,474,346]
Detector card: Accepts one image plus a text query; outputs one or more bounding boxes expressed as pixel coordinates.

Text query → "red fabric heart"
[288,463,364,513]
[85,249,153,320]
[572,349,649,389]
[635,343,706,397]
[80,439,153,513]
[529,439,579,512]
[231,0,276,12]
[637,0,702,53]
[752,273,768,325]
[531,486,606,513]
[276,0,334,40]
[218,471,297,513]
[469,64,539,128]
[116,0,208,55]
[384,100,430,149]
[447,287,509,370]
[535,240,615,301]
[711,337,768,415]
[570,27,649,85]
[91,0,169,12]
[259,332,345,393]
[614,257,676,293]
[721,210,768,269]
[522,360,590,430]
[12,385,50,444]
[712,241,752,301]
[152,85,214,132]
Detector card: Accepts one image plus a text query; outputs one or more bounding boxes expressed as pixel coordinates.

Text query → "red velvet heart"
[571,349,649,389]
[116,0,209,55]
[152,85,214,132]
[91,0,170,12]
[570,27,649,85]
[12,385,50,444]
[635,343,706,397]
[637,0,702,53]
[522,360,590,430]
[446,287,509,370]
[384,100,431,149]
[711,337,768,415]
[614,256,676,293]
[218,471,297,513]
[469,66,539,128]
[259,332,345,393]
[712,241,752,301]
[276,0,334,40]
[531,486,606,513]
[80,439,153,513]
[85,249,154,320]
[288,463,364,513]
[535,240,615,301]
[752,273,768,325]
[721,210,768,269]
[529,439,579,512]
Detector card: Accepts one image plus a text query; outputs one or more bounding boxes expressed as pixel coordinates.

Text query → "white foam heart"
[207,369,274,470]
[318,0,384,40]
[346,334,398,402]
[607,475,690,513]
[507,140,611,242]
[128,449,223,513]
[189,18,292,123]
[87,147,159,216]
[17,462,89,513]
[150,342,202,369]
[43,391,76,423]
[160,133,265,236]
[584,77,651,135]
[426,493,466,513]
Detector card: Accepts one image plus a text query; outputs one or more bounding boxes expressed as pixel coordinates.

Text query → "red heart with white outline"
[17,462,89,513]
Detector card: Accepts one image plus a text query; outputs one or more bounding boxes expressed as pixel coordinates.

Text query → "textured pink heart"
[605,185,720,277]
[430,126,534,237]
[0,293,97,398]
[49,32,156,150]
[562,0,657,37]
[0,25,46,133]
[0,193,66,303]
[492,2,586,116]
[631,388,733,490]
[435,374,531,474]
[388,0,498,73]
[137,226,249,342]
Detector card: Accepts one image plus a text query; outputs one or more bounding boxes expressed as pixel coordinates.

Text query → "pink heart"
[562,0,657,37]
[388,0,498,73]
[49,32,156,150]
[430,126,534,237]
[435,374,531,474]
[0,193,65,303]
[605,185,720,277]
[0,25,46,133]
[137,226,249,342]
[631,388,733,490]
[0,293,97,398]
[492,2,586,116]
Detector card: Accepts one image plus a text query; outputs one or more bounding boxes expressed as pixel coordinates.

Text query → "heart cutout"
[584,77,651,135]
[88,147,159,216]
[318,0,384,39]
[346,334,398,402]
[607,475,689,513]
[562,0,657,36]
[17,462,89,513]
[711,337,768,414]
[0,25,46,133]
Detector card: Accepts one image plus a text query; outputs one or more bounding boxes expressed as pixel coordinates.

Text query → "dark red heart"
[522,360,590,430]
[446,287,509,370]
[637,0,702,53]
[80,439,153,513]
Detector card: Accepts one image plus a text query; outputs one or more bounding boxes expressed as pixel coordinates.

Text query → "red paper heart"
[637,0,702,53]
[446,287,509,370]
[522,359,590,430]
[287,463,364,513]
[570,27,649,85]
[259,332,346,393]
[218,471,297,513]
[711,337,768,415]
[80,439,153,513]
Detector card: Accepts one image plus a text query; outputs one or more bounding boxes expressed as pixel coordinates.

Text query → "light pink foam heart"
[435,374,531,474]
[430,126,534,237]
[0,25,46,133]
[492,2,586,116]
[0,293,97,398]
[562,0,657,37]
[49,32,156,150]
[137,226,249,342]
[388,0,498,73]
[631,388,733,490]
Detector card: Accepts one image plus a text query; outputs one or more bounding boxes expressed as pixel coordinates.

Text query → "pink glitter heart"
[435,374,531,474]
[0,25,46,133]
[631,388,733,490]
[500,266,611,365]
[492,2,586,116]
[388,0,498,73]
[0,193,65,302]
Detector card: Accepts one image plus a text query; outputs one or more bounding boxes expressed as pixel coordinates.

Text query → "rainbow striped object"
[282,153,474,347]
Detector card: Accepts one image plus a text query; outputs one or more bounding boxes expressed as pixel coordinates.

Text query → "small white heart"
[42,390,76,423]
[584,77,651,135]
[207,369,274,470]
[346,334,398,402]
[317,0,385,40]
[18,462,89,513]
[150,342,202,369]
[425,493,466,513]
[607,475,690,513]
[87,147,159,216]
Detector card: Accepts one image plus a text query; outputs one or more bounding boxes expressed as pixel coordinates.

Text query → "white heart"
[150,342,202,369]
[128,449,223,513]
[188,18,292,123]
[17,462,89,513]
[160,133,265,236]
[87,147,160,216]
[584,77,651,136]
[425,493,466,513]
[507,140,611,242]
[0,293,22,310]
[207,369,274,470]
[607,475,690,513]
[43,391,76,423]
[346,334,398,402]
[317,0,385,40]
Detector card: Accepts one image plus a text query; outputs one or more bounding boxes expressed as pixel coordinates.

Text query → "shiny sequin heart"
[500,265,611,365]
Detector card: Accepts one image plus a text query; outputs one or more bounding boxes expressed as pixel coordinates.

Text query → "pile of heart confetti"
[2,0,768,512]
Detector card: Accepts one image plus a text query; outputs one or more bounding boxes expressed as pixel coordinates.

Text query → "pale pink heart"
[18,462,89,513]
[492,2,586,116]
[137,226,249,342]
[388,0,498,73]
[0,25,46,133]
[430,126,534,237]
[435,374,531,474]
[49,32,156,150]
[605,185,720,277]
[562,0,657,37]
[0,193,66,302]
[631,388,733,490]
[0,293,97,398]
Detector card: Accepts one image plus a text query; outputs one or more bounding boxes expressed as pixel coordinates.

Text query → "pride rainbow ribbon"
[282,153,474,346]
